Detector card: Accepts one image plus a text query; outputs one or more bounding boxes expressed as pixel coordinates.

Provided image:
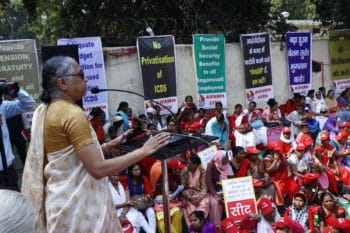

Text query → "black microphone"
[90,87,105,94]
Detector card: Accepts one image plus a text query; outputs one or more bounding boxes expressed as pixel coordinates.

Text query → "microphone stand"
[92,88,175,233]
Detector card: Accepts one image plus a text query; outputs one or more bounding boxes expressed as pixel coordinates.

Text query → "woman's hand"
[141,132,170,156]
[143,195,152,202]
[125,200,135,207]
[119,215,126,223]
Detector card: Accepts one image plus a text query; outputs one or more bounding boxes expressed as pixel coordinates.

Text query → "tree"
[26,0,272,46]
[270,0,316,20]
[312,0,350,28]
[0,0,35,40]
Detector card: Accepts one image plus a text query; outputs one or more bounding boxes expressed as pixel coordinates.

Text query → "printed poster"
[0,39,40,124]
[197,145,217,170]
[137,35,178,115]
[193,34,226,109]
[329,29,350,93]
[57,37,109,119]
[0,39,40,101]
[240,32,273,104]
[222,176,257,223]
[286,32,312,96]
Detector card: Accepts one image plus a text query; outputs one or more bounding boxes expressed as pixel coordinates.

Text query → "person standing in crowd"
[89,107,105,144]
[0,81,35,189]
[229,104,248,148]
[262,98,283,142]
[177,95,197,122]
[205,113,229,148]
[116,101,130,132]
[313,90,327,114]
[21,56,169,233]
[0,78,32,165]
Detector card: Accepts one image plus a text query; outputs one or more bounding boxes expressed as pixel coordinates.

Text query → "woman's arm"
[205,162,217,195]
[288,163,305,178]
[77,133,169,179]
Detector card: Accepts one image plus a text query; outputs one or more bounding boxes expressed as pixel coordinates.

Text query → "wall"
[103,39,330,118]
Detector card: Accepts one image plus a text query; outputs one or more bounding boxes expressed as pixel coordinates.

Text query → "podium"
[117,133,218,232]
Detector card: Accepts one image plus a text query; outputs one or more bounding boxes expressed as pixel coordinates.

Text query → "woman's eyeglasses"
[62,70,85,79]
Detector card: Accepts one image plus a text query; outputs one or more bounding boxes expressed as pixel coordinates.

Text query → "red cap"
[338,130,349,139]
[167,159,186,169]
[246,146,260,155]
[221,218,240,233]
[257,198,274,216]
[274,217,304,233]
[190,122,205,132]
[341,121,350,128]
[296,143,306,151]
[302,136,314,146]
[320,132,330,141]
[326,218,350,231]
[267,141,278,149]
[253,179,263,187]
[282,127,291,133]
[304,172,320,184]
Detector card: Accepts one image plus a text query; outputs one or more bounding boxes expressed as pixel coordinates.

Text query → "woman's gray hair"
[40,56,77,104]
[0,190,35,233]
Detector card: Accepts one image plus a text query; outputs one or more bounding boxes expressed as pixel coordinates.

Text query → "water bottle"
[314,214,319,227]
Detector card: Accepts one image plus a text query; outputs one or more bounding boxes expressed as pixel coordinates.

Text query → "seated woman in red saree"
[318,192,346,233]
[229,146,249,177]
[263,145,299,206]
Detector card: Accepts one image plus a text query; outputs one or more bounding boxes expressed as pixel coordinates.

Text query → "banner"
[329,29,350,92]
[240,33,273,104]
[57,37,109,119]
[286,32,312,96]
[0,39,40,102]
[222,176,257,223]
[137,35,178,115]
[193,34,226,109]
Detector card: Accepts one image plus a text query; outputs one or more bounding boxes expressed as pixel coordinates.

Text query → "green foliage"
[26,0,273,45]
[270,0,316,20]
[0,0,35,40]
[312,0,350,28]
